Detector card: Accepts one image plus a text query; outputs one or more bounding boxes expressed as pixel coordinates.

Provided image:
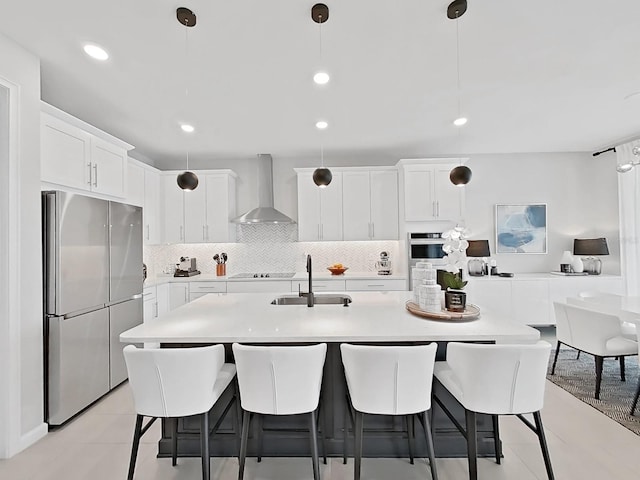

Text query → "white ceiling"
[2,0,640,170]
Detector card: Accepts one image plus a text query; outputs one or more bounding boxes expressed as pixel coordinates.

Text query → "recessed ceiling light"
[83,44,109,61]
[316,120,328,130]
[453,117,468,127]
[181,124,195,133]
[313,71,330,85]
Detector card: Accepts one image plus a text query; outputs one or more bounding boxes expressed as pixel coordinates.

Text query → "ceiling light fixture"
[83,44,109,61]
[313,72,330,85]
[447,0,472,186]
[312,3,330,86]
[176,7,199,191]
[180,124,195,133]
[616,145,640,173]
[312,3,332,188]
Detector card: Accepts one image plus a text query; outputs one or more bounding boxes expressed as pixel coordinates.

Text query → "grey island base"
[120,291,540,460]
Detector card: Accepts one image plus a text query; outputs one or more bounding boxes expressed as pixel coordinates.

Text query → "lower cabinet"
[142,286,157,322]
[189,281,227,301]
[227,280,291,293]
[465,275,624,325]
[345,279,407,291]
[156,283,170,316]
[169,283,190,311]
[292,279,346,293]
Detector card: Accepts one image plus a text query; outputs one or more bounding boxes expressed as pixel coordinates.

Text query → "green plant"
[442,271,467,291]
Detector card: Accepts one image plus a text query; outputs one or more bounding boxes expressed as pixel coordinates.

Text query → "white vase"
[571,256,584,273]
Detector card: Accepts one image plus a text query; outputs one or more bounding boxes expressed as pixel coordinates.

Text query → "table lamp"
[573,238,609,275]
[466,240,490,276]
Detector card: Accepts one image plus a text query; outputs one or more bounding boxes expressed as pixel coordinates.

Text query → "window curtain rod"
[592,147,617,157]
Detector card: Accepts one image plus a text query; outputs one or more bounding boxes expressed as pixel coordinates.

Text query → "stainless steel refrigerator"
[42,191,143,426]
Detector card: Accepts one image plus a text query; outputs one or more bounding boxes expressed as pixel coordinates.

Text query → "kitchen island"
[120,291,540,460]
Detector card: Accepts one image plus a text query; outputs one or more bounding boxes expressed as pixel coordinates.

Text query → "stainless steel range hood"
[232,154,295,224]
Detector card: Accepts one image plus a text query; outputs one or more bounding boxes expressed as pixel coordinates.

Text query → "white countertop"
[121,291,539,344]
[144,271,407,288]
[465,273,622,281]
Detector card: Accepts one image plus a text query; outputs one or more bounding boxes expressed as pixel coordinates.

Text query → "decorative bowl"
[327,266,348,275]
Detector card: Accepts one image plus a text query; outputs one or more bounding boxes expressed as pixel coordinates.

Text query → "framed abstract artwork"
[495,204,547,254]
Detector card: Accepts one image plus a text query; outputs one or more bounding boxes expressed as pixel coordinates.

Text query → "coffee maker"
[376,251,392,275]
[174,256,201,277]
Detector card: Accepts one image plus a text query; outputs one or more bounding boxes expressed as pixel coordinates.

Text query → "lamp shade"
[466,240,490,257]
[573,238,609,256]
[177,171,199,190]
[449,165,472,185]
[313,167,332,187]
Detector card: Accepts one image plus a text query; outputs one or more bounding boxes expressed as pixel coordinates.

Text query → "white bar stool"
[340,343,439,480]
[433,341,554,480]
[123,344,238,480]
[232,343,327,480]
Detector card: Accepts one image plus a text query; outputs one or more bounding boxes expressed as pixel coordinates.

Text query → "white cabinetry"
[296,170,343,241]
[169,283,190,310]
[41,104,132,198]
[227,281,291,293]
[342,169,398,241]
[292,279,346,293]
[143,168,161,245]
[398,160,464,222]
[126,161,145,207]
[345,279,407,291]
[142,286,157,322]
[189,281,227,301]
[161,170,237,244]
[156,283,170,315]
[465,274,624,326]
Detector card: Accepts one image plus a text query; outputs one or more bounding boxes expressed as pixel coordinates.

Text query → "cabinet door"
[370,170,399,240]
[297,172,322,241]
[433,165,463,221]
[169,283,189,310]
[466,279,512,319]
[156,283,170,316]
[512,280,550,325]
[126,162,145,207]
[41,113,92,191]
[90,137,127,197]
[205,174,233,242]
[184,180,207,243]
[404,165,435,221]
[143,169,160,245]
[319,172,343,241]
[342,171,371,240]
[161,175,185,243]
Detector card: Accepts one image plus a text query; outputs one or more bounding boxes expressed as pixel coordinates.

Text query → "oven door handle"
[409,239,444,245]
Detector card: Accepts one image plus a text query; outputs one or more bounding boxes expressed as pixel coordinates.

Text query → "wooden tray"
[405,301,480,321]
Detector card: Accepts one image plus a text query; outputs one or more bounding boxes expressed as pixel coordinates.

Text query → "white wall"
[464,152,620,274]
[0,32,46,458]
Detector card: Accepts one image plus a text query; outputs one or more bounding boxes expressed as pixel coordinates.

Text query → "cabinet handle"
[436,201,439,217]
[87,163,92,185]
[432,201,436,217]
[206,225,209,241]
[146,225,150,240]
[371,223,375,239]
[367,284,385,287]
[180,225,184,241]
[203,225,206,241]
[93,164,98,187]
[184,289,187,302]
[154,302,158,318]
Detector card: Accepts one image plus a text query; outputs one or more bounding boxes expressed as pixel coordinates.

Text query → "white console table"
[465,273,624,326]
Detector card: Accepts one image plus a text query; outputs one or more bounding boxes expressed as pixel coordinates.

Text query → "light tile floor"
[1,377,639,480]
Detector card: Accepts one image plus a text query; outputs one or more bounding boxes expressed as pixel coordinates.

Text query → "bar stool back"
[433,341,554,480]
[232,343,327,480]
[341,343,439,480]
[123,344,237,480]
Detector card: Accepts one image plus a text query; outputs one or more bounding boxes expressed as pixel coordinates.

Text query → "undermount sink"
[271,294,352,306]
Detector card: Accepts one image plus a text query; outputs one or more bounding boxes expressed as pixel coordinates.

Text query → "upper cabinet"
[398,159,465,222]
[127,159,161,245]
[296,170,343,241]
[342,168,398,241]
[161,170,237,244]
[41,103,132,198]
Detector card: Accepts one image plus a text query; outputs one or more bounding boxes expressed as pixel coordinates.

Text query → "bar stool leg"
[127,414,144,480]
[354,411,364,480]
[234,380,242,458]
[422,410,438,480]
[309,410,321,480]
[200,412,210,480]
[256,414,264,462]
[630,377,640,415]
[465,409,478,480]
[492,415,502,464]
[405,415,415,464]
[171,417,178,466]
[238,411,250,480]
[533,411,555,480]
[550,341,561,375]
[620,356,626,381]
[595,356,604,399]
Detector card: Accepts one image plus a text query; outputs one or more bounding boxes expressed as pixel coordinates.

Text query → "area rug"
[547,349,640,435]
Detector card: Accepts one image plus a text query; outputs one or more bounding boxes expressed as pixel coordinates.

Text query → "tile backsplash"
[144,224,401,277]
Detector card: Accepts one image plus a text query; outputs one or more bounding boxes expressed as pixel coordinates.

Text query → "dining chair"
[552,301,638,399]
[232,343,327,480]
[630,328,640,416]
[574,291,637,340]
[433,341,554,480]
[341,343,439,480]
[123,344,238,480]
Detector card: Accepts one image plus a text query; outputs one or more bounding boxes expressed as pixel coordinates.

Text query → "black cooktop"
[229,272,295,279]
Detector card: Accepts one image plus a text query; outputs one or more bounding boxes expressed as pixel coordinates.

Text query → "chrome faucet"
[305,254,314,307]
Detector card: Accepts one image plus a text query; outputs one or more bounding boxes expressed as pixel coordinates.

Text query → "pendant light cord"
[184,21,190,171]
[319,13,324,169]
[455,11,461,121]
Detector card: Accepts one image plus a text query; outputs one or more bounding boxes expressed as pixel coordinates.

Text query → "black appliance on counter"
[174,257,201,277]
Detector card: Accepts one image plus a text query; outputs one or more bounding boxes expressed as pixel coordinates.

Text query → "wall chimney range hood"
[232,154,295,224]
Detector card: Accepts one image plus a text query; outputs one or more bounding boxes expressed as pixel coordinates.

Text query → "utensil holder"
[216,264,226,276]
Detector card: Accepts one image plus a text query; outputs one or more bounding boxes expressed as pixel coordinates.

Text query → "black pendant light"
[176,7,199,191]
[312,4,332,188]
[447,0,472,186]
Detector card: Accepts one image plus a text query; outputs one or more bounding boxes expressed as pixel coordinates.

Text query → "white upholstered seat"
[571,291,638,341]
[123,344,238,480]
[552,301,637,399]
[232,343,327,480]
[341,343,439,480]
[433,341,554,480]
